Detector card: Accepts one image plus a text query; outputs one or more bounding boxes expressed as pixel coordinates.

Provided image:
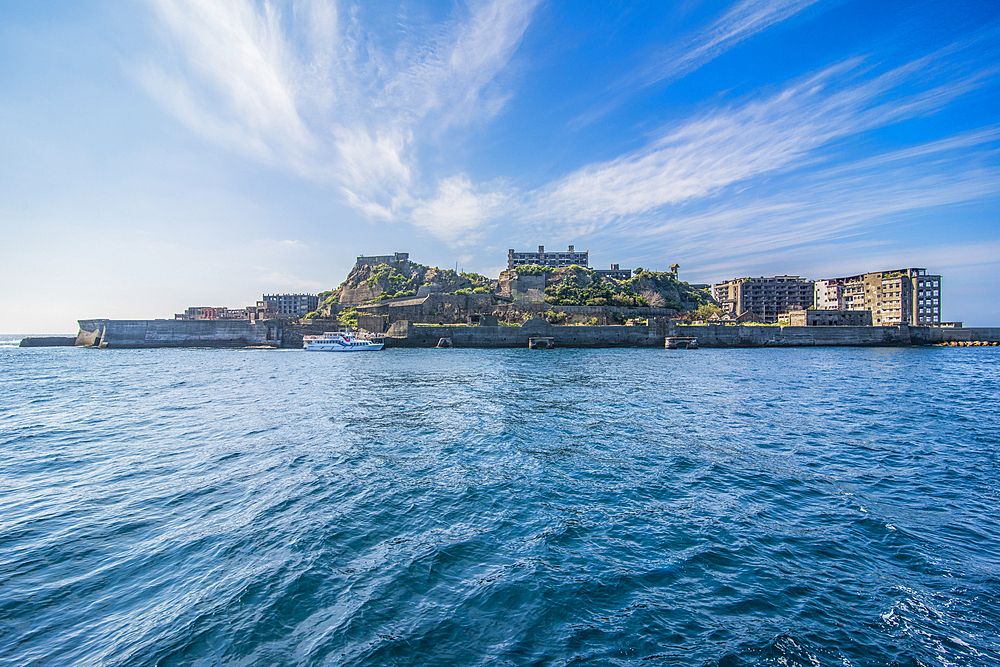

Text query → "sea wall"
[76,319,280,348]
[911,327,1000,344]
[384,320,1000,348]
[19,336,77,347]
[72,318,1000,349]
[674,323,913,347]
[384,319,661,348]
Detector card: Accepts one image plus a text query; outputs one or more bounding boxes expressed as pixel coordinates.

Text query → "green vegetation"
[691,304,723,320]
[544,309,568,324]
[374,289,417,301]
[540,265,712,310]
[513,264,549,276]
[364,263,416,300]
[337,306,359,327]
[454,285,492,295]
[305,289,340,319]
[315,255,718,323]
[545,273,649,307]
[329,259,495,306]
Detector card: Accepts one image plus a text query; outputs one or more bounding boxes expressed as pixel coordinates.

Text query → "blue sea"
[2,343,999,666]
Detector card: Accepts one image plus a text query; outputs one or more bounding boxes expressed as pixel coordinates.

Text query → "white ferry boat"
[303,329,384,352]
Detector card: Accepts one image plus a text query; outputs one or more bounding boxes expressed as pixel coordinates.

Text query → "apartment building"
[355,252,409,268]
[712,276,815,324]
[593,264,632,280]
[174,306,250,321]
[508,245,589,270]
[815,269,941,325]
[263,293,320,317]
[787,309,873,326]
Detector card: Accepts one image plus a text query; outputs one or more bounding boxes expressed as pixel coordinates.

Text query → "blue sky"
[2,0,998,332]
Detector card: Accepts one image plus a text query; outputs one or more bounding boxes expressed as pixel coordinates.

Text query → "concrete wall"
[910,327,1000,344]
[385,318,665,348]
[384,320,1000,348]
[74,318,1000,349]
[789,309,873,326]
[76,319,279,348]
[357,314,388,333]
[672,323,913,347]
[19,337,76,347]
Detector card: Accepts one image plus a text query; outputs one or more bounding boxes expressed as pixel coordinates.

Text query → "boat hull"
[304,342,384,351]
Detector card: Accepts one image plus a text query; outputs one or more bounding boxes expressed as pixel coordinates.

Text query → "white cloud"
[410,175,508,244]
[529,56,994,234]
[134,0,998,259]
[139,0,314,166]
[570,0,823,129]
[586,125,1000,281]
[638,0,822,90]
[137,0,540,237]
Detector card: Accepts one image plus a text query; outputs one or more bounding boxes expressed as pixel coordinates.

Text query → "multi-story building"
[175,306,227,320]
[174,306,250,321]
[594,264,632,280]
[247,300,278,323]
[816,268,941,326]
[355,252,409,268]
[263,293,320,317]
[508,245,589,270]
[814,280,846,310]
[787,309,873,326]
[713,276,815,324]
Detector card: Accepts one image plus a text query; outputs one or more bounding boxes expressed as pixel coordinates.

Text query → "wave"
[0,334,76,346]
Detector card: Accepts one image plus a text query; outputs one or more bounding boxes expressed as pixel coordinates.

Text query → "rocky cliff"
[312,259,496,315]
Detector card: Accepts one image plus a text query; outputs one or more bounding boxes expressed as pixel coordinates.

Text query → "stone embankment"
[19,337,76,347]
[72,318,1000,349]
[383,319,1000,348]
[76,319,280,348]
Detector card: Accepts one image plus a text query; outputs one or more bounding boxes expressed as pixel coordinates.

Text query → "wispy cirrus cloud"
[136,0,540,228]
[135,0,998,263]
[633,0,823,90]
[570,0,824,129]
[526,49,997,238]
[632,129,1000,262]
[138,0,314,166]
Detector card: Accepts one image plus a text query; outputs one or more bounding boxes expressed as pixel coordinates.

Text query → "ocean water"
[1,345,998,666]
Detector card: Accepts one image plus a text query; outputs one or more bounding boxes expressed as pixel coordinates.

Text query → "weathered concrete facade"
[788,309,873,326]
[76,319,280,348]
[19,336,76,347]
[713,276,815,323]
[384,319,1000,348]
[74,318,1000,349]
[384,318,663,348]
[818,268,941,326]
[508,245,588,270]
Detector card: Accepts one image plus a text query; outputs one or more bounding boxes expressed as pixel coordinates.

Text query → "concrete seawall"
[73,318,1000,349]
[384,319,661,348]
[384,320,1000,348]
[19,336,77,347]
[76,319,280,348]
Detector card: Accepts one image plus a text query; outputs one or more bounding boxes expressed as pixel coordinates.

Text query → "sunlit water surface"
[1,345,998,666]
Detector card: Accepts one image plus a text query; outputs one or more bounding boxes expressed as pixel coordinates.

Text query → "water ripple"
[1,346,999,665]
